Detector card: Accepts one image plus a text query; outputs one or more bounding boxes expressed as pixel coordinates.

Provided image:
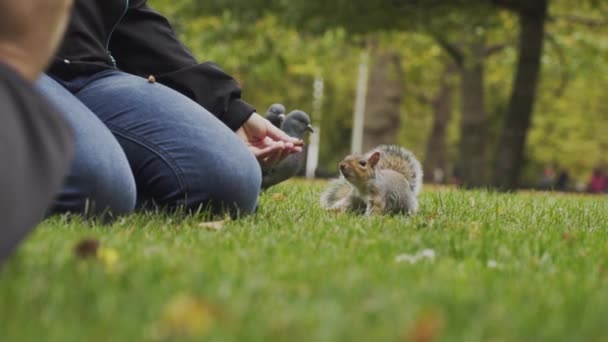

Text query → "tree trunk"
[493,0,548,190]
[362,48,404,152]
[423,62,457,184]
[458,37,488,188]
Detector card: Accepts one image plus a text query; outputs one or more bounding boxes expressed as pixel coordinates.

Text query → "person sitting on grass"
[37,0,301,219]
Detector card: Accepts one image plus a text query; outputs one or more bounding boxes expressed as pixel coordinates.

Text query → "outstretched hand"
[237,113,303,170]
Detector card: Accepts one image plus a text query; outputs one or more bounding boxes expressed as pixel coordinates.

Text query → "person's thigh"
[36,74,136,217]
[75,70,261,215]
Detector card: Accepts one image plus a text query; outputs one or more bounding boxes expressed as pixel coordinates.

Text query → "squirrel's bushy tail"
[319,178,352,209]
[373,144,423,196]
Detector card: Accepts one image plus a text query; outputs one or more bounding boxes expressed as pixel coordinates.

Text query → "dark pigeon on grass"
[265,103,286,128]
[261,110,314,190]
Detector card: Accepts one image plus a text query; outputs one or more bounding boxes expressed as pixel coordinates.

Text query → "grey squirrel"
[320,145,423,215]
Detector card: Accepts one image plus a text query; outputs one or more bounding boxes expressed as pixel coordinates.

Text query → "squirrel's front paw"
[365,199,386,216]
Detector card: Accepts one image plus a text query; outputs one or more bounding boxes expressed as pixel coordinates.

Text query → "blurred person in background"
[0,0,75,262]
[554,167,570,192]
[537,164,555,190]
[587,167,607,194]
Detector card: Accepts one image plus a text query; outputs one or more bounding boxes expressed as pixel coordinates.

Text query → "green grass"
[2,181,608,342]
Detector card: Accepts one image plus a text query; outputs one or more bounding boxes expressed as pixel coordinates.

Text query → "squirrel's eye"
[359,160,367,167]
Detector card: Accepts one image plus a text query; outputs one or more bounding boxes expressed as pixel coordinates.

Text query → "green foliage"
[524,2,608,182]
[148,0,608,183]
[3,183,608,341]
[150,1,364,171]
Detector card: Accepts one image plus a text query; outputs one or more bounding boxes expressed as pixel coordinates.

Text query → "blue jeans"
[36,70,261,217]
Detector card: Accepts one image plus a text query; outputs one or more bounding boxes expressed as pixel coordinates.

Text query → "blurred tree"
[432,28,493,187]
[362,41,405,152]
[524,0,608,183]
[148,0,608,186]
[179,0,501,187]
[491,0,549,190]
[420,61,457,184]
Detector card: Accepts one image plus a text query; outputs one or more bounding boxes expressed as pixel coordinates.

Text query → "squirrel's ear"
[368,151,381,168]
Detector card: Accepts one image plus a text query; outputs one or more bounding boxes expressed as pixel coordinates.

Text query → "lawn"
[1,181,608,342]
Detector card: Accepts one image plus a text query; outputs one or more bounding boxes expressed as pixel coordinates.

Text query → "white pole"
[306,126,320,179]
[350,51,369,154]
[306,76,324,179]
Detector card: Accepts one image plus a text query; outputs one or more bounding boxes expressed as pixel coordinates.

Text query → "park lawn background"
[1,180,608,342]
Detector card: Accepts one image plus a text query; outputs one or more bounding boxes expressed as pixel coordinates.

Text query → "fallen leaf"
[495,204,504,216]
[327,207,345,214]
[158,293,215,338]
[74,238,100,259]
[599,265,608,278]
[271,193,287,201]
[198,219,229,231]
[530,256,539,268]
[468,222,482,239]
[404,310,444,342]
[97,247,119,269]
[562,232,575,243]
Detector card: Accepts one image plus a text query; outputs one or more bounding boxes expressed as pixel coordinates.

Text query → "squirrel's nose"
[339,162,346,170]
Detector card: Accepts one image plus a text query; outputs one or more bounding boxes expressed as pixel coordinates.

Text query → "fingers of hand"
[252,140,283,158]
[255,139,301,170]
[261,150,284,169]
[266,124,302,145]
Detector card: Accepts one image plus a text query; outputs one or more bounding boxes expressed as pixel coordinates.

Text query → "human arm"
[109,0,254,131]
[109,0,301,166]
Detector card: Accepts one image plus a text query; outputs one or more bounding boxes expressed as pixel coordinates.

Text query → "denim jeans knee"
[37,74,137,218]
[185,143,262,217]
[73,70,261,217]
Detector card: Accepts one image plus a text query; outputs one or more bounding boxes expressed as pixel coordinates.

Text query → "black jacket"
[49,0,255,131]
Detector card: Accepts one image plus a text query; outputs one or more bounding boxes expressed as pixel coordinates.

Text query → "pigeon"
[265,103,286,128]
[261,110,314,190]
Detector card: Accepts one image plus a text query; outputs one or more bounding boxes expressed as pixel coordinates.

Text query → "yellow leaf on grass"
[404,310,444,342]
[96,247,119,269]
[159,293,215,338]
[496,205,504,215]
[271,193,287,201]
[468,222,482,239]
